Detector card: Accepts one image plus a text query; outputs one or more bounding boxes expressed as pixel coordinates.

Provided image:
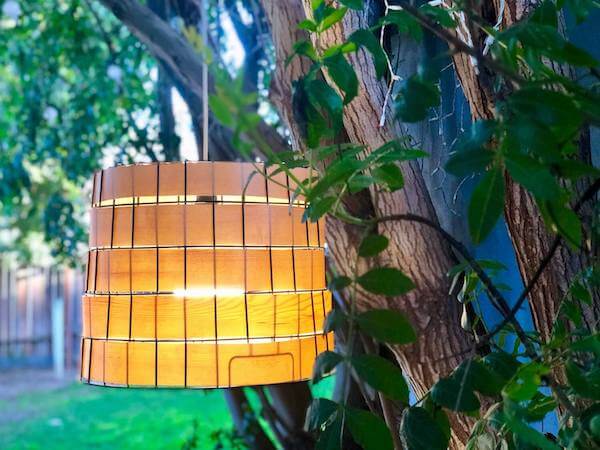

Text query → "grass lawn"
[0,376,334,450]
[0,383,232,450]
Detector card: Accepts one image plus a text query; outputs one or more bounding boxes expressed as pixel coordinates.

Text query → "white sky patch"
[219,8,245,71]
[171,9,246,161]
[173,88,198,160]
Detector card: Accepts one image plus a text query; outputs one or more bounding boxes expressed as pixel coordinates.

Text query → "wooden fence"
[0,260,84,370]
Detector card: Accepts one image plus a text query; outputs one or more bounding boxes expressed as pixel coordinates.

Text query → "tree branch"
[373,212,533,354]
[96,0,289,159]
[485,177,600,340]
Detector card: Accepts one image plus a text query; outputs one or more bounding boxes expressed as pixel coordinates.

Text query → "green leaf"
[324,53,358,104]
[525,392,557,422]
[298,19,318,32]
[530,0,558,27]
[401,407,449,450]
[307,398,339,431]
[468,166,505,244]
[346,408,393,450]
[358,234,389,257]
[305,196,337,221]
[348,29,387,78]
[355,309,416,345]
[445,120,495,176]
[370,140,429,163]
[503,413,561,450]
[445,149,493,177]
[356,267,415,296]
[339,0,363,10]
[348,174,373,193]
[554,159,600,179]
[539,200,582,248]
[328,275,352,291]
[311,0,324,11]
[566,360,600,400]
[289,39,318,62]
[306,79,344,135]
[503,362,550,401]
[505,153,561,200]
[316,412,342,450]
[570,334,600,357]
[372,163,404,191]
[319,7,348,32]
[351,354,409,403]
[396,76,440,122]
[324,308,347,333]
[431,377,480,412]
[312,351,343,383]
[454,359,505,396]
[419,4,456,27]
[208,95,234,127]
[382,10,422,41]
[483,351,520,381]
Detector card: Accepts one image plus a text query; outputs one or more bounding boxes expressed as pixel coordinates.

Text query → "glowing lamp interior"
[81,161,333,388]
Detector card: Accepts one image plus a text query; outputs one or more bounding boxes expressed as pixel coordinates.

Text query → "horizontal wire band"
[89,244,326,251]
[80,332,327,344]
[83,288,329,296]
[92,195,306,208]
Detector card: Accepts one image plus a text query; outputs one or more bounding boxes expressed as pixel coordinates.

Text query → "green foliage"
[0,0,158,263]
[358,233,389,257]
[467,166,505,243]
[355,309,416,344]
[205,1,600,449]
[346,407,394,450]
[401,407,449,450]
[356,267,414,296]
[313,351,344,384]
[351,354,409,403]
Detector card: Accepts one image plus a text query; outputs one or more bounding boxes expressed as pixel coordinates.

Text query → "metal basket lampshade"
[80,161,333,388]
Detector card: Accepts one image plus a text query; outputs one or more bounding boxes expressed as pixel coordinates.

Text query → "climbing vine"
[204,0,599,448]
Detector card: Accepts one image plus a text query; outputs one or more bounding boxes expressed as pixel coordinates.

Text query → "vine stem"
[372,214,525,332]
[485,177,600,340]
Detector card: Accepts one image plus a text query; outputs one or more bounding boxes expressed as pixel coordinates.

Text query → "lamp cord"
[201,0,209,161]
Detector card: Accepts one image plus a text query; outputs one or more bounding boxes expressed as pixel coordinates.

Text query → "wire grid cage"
[81,161,333,388]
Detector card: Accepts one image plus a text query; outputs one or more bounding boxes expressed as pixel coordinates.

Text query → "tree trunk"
[148,0,181,161]
[448,0,599,343]
[224,388,276,450]
[262,1,478,445]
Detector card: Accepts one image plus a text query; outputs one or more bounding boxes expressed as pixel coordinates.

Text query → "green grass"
[0,376,335,450]
[0,384,231,450]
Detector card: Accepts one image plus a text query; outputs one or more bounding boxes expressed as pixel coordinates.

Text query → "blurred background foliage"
[0,0,161,264]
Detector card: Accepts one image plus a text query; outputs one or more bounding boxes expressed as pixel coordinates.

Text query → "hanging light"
[80,161,333,387]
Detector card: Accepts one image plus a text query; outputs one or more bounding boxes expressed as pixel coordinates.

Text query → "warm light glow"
[173,288,245,297]
[81,162,333,388]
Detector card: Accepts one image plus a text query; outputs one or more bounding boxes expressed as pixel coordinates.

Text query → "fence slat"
[0,265,84,369]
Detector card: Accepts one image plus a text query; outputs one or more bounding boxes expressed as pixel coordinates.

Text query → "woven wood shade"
[81,161,333,388]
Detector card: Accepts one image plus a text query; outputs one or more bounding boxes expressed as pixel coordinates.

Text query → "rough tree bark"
[447,0,599,343]
[262,0,478,445]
